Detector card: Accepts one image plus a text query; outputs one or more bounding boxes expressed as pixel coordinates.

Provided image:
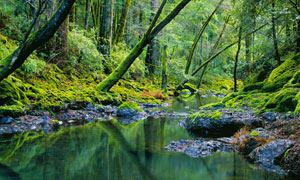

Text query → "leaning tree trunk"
[145,0,160,76]
[0,0,76,82]
[176,22,272,90]
[197,15,230,89]
[96,0,191,92]
[184,0,224,74]
[234,27,242,92]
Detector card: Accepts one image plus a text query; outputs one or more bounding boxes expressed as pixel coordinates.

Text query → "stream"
[0,94,284,180]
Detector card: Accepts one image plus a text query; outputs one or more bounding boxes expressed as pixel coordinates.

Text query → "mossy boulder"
[117,101,143,117]
[0,105,27,117]
[262,82,284,92]
[268,52,300,84]
[264,88,298,112]
[242,82,264,92]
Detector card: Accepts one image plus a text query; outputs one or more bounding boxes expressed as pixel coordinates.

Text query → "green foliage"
[22,56,46,74]
[68,29,104,72]
[118,101,142,112]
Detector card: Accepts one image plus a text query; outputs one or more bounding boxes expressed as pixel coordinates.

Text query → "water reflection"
[0,95,284,180]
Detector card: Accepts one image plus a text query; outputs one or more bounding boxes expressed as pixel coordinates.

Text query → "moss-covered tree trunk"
[0,0,76,82]
[97,0,191,92]
[184,0,224,74]
[98,0,111,56]
[114,0,131,44]
[161,45,168,92]
[197,15,230,89]
[145,0,160,76]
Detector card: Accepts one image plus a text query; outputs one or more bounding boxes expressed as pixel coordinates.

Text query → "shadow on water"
[0,94,284,180]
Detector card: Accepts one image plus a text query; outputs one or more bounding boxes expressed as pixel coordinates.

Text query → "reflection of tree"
[0,163,22,180]
[143,117,166,171]
[99,121,157,180]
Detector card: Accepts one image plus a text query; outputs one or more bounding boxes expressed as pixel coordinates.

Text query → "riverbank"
[166,104,300,178]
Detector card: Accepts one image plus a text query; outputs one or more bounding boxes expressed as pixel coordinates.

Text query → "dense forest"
[0,0,300,179]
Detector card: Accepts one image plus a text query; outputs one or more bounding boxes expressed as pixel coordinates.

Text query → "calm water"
[0,94,284,180]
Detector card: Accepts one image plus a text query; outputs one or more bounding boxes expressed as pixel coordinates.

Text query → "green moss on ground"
[118,101,142,112]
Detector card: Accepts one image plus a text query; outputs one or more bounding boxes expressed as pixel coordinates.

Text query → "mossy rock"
[268,52,300,84]
[189,110,222,122]
[262,82,284,92]
[264,88,298,112]
[118,101,142,112]
[246,71,269,84]
[242,82,264,92]
[0,105,27,117]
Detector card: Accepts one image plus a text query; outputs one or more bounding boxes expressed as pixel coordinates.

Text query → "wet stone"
[1,116,13,124]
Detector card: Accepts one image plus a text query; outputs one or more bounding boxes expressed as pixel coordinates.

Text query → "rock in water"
[248,139,293,174]
[1,116,13,124]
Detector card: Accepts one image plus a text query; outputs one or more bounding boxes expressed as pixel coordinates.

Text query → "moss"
[245,71,269,84]
[262,82,284,92]
[208,111,222,119]
[250,130,260,137]
[294,92,300,114]
[199,102,224,110]
[0,105,27,117]
[264,88,298,112]
[242,82,264,92]
[268,52,300,84]
[189,110,222,122]
[118,101,142,112]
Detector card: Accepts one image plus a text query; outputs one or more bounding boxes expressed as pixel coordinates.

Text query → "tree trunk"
[272,1,281,65]
[115,0,131,43]
[146,0,159,76]
[197,15,230,89]
[97,0,191,92]
[85,0,92,30]
[297,18,300,52]
[184,0,224,74]
[234,27,242,92]
[110,0,114,48]
[0,0,76,82]
[99,0,111,56]
[161,45,168,92]
[177,22,271,89]
[56,15,69,67]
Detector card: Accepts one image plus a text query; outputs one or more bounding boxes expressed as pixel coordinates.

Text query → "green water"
[0,94,284,180]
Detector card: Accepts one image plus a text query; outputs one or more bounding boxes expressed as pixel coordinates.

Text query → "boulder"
[185,110,261,138]
[248,139,293,174]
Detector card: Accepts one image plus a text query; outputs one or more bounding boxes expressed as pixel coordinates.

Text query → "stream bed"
[0,94,284,180]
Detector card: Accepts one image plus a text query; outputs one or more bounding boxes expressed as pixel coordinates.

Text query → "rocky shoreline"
[166,106,300,178]
[0,101,170,135]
